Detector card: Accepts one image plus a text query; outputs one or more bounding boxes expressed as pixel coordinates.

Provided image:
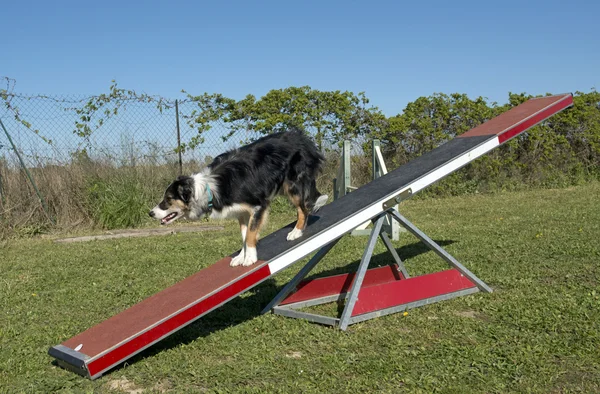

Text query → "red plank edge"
[50,258,272,379]
[458,93,573,142]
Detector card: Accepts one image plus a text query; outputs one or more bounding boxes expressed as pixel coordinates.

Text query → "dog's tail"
[312,194,328,213]
[307,179,328,213]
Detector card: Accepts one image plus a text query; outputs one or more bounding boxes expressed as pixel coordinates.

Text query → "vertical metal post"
[175,99,183,176]
[372,139,400,240]
[332,178,338,200]
[0,118,54,225]
[372,139,381,179]
[316,98,322,151]
[0,165,4,206]
[334,140,351,201]
[339,215,385,330]
[343,140,351,195]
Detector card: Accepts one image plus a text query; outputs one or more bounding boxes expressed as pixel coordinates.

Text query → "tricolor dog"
[149,129,328,267]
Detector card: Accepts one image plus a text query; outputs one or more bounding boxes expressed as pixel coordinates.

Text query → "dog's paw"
[230,247,258,267]
[240,247,258,266]
[230,252,245,267]
[287,227,303,241]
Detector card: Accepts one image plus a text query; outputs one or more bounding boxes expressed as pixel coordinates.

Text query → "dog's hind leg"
[284,183,309,241]
[231,206,268,267]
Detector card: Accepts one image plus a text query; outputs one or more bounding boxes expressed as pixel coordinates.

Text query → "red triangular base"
[280,266,477,317]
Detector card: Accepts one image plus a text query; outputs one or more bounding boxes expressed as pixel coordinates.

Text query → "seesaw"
[49,93,573,379]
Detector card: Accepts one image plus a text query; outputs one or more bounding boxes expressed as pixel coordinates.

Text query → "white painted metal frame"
[267,136,500,275]
[334,139,402,240]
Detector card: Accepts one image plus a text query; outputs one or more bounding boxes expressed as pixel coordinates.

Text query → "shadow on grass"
[304,239,456,280]
[92,238,456,377]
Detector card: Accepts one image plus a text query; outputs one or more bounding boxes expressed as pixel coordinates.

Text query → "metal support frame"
[334,139,401,240]
[371,140,401,241]
[264,207,492,330]
[333,140,352,200]
[338,215,385,330]
[388,210,492,293]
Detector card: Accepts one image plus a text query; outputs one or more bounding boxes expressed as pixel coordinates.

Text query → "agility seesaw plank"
[49,93,573,379]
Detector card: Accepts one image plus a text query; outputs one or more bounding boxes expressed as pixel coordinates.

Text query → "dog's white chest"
[209,204,254,220]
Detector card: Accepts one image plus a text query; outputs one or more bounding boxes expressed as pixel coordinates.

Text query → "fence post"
[0,165,4,206]
[175,99,183,175]
[0,118,55,225]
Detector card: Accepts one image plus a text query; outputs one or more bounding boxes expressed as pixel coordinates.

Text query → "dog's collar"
[206,183,214,210]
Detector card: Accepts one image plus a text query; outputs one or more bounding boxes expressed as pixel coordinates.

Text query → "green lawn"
[1,183,599,393]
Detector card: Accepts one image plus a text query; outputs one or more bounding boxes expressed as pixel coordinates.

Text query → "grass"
[1,182,599,393]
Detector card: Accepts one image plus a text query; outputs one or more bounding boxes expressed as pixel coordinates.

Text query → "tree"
[372,93,495,166]
[183,86,387,150]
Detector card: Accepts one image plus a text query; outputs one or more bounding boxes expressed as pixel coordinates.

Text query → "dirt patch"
[105,377,144,394]
[54,225,223,243]
[454,309,491,322]
[153,380,172,393]
[454,310,479,319]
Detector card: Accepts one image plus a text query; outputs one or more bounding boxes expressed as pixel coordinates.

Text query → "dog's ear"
[177,177,194,203]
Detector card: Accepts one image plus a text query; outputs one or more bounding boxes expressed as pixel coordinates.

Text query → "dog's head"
[149,176,194,225]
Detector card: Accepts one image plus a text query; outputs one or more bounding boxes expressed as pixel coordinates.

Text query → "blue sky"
[3,0,599,116]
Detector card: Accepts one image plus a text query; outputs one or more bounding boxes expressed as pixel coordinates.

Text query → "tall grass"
[0,157,195,236]
[0,146,596,239]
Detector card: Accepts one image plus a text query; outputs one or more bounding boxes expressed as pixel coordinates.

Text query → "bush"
[85,175,153,230]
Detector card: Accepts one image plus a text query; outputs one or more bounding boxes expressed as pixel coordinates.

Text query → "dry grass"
[0,159,200,235]
[0,152,370,238]
[0,147,593,239]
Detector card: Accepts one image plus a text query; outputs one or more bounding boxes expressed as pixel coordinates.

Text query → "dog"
[149,128,328,267]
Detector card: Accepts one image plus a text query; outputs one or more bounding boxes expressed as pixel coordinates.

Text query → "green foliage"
[0,76,54,145]
[73,80,176,139]
[374,90,600,194]
[85,175,152,230]
[2,76,599,235]
[268,195,295,215]
[184,86,387,150]
[372,92,498,165]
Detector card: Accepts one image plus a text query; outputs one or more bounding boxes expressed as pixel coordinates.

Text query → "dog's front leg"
[230,212,251,267]
[238,211,250,243]
[230,206,267,267]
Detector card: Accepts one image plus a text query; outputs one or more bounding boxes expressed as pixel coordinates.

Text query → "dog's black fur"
[207,129,325,211]
[150,128,327,267]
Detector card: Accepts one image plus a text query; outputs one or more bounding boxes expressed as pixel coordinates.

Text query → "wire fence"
[0,92,263,171]
[3,86,596,233]
[0,89,366,231]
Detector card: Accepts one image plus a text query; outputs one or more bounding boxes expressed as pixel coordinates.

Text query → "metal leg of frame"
[379,231,410,279]
[261,237,342,314]
[272,307,340,327]
[388,209,492,293]
[338,215,386,331]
